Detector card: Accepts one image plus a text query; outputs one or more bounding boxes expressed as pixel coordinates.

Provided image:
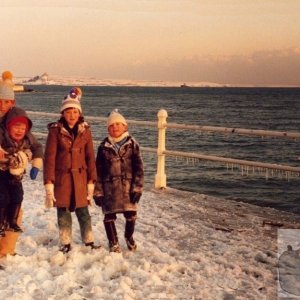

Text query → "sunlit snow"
[1,168,300,299]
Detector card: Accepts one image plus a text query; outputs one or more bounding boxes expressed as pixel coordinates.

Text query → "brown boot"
[125,219,137,251]
[104,220,121,253]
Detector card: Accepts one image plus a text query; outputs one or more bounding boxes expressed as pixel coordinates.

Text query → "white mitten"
[87,183,95,206]
[44,183,56,208]
[9,151,29,176]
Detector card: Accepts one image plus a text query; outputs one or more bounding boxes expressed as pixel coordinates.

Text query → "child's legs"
[75,207,94,244]
[103,213,119,247]
[57,208,72,245]
[7,179,23,226]
[123,211,137,239]
[104,213,117,222]
[0,171,12,209]
[0,173,10,227]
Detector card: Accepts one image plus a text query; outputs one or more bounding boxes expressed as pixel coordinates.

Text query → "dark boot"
[0,207,7,237]
[104,220,121,253]
[125,219,137,251]
[59,244,71,254]
[85,242,101,250]
[8,204,23,232]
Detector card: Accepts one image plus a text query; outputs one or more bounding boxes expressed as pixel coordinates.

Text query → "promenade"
[1,178,300,299]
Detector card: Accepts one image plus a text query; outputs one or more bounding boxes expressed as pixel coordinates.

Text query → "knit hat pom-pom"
[2,70,13,81]
[69,87,82,100]
[60,87,82,113]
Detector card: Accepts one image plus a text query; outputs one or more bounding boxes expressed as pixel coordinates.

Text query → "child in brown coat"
[43,87,99,253]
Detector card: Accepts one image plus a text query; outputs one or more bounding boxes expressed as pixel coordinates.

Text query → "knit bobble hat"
[0,82,15,100]
[60,87,82,113]
[107,109,127,127]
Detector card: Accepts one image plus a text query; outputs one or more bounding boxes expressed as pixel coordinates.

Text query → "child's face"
[0,99,15,117]
[108,122,127,138]
[63,108,80,128]
[9,122,27,141]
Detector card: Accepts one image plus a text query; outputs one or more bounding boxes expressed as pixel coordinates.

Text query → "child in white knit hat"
[43,87,99,253]
[94,109,144,253]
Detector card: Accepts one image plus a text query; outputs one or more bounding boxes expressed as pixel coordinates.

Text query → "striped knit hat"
[60,87,82,113]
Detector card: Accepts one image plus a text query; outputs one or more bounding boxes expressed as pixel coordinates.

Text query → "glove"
[0,147,8,161]
[130,192,142,204]
[93,195,104,207]
[30,167,39,180]
[87,183,95,206]
[44,183,56,209]
[9,151,29,176]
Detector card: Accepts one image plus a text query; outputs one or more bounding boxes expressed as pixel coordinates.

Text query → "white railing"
[27,109,300,189]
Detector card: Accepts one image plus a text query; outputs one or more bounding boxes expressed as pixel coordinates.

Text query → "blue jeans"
[57,207,94,245]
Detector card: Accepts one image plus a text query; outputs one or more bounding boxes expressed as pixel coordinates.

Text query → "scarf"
[108,131,129,152]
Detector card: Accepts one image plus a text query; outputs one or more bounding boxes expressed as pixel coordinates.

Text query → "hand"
[87,183,95,206]
[44,183,56,208]
[93,195,104,207]
[30,167,39,180]
[130,192,142,204]
[0,147,8,161]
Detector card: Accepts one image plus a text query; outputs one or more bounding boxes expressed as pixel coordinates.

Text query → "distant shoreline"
[14,76,299,89]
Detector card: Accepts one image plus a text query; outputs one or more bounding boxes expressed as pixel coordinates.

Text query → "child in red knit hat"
[0,108,43,236]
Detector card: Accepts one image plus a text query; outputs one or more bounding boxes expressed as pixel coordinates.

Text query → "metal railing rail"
[27,109,300,189]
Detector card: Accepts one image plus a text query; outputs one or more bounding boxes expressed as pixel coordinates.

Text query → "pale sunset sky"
[1,0,300,86]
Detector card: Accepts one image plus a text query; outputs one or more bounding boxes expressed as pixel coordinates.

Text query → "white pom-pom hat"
[60,87,82,113]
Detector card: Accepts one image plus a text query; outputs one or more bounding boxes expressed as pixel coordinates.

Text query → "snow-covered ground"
[14,75,231,88]
[1,171,300,300]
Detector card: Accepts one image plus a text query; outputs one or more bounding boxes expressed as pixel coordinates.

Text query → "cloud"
[121,47,300,86]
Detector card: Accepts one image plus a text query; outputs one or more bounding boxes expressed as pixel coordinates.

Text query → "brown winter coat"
[95,136,144,214]
[43,121,97,208]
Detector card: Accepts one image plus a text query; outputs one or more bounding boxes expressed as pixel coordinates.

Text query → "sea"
[16,85,300,214]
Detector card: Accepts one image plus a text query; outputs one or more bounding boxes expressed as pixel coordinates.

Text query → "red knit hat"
[7,116,30,132]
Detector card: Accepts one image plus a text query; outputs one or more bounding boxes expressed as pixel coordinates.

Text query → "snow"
[1,170,300,299]
[14,75,231,88]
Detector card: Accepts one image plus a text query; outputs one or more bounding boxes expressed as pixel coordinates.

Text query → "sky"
[1,171,300,299]
[1,0,300,86]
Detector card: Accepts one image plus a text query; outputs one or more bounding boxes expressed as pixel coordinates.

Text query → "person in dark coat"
[94,110,144,253]
[43,87,99,253]
[0,70,43,257]
[0,107,43,235]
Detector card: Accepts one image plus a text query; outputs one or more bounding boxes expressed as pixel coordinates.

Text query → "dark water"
[16,85,300,213]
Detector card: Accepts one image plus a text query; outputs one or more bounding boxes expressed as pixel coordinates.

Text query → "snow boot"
[0,208,7,237]
[59,244,71,254]
[85,242,101,250]
[125,219,137,251]
[8,204,23,232]
[104,220,121,253]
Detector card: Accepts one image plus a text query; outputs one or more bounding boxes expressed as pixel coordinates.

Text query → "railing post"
[155,109,168,189]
